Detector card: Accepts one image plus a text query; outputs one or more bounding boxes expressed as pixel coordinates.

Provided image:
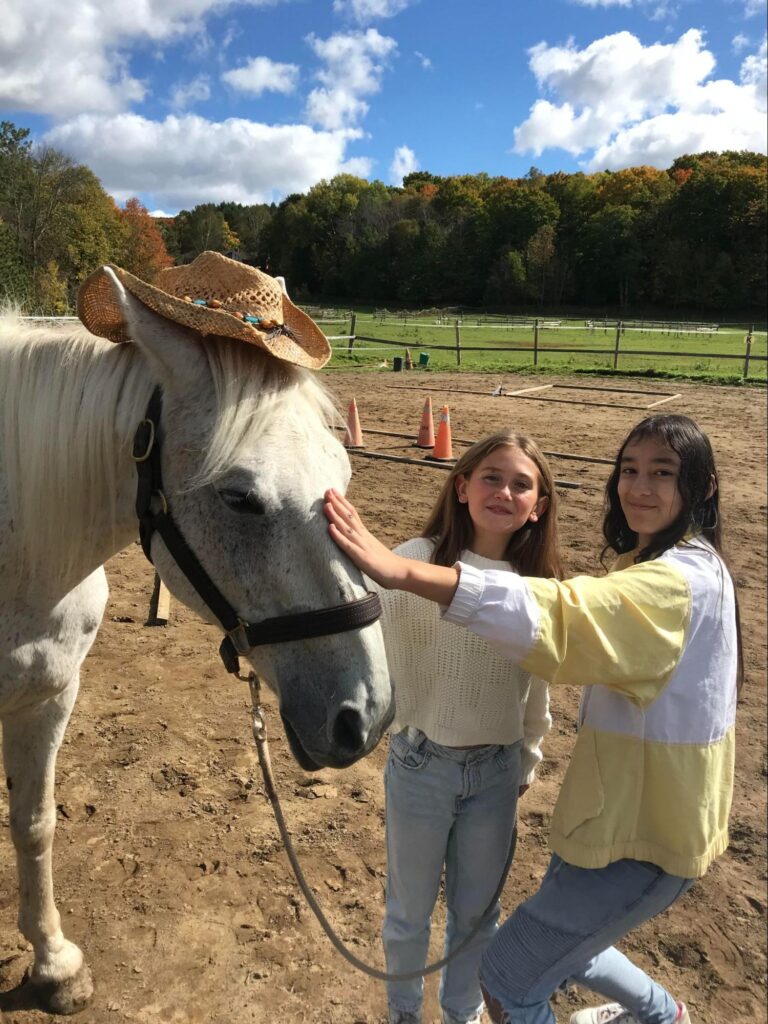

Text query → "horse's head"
[109,275,393,770]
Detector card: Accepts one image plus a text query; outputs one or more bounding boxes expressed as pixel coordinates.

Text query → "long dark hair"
[602,414,743,688]
[422,432,562,579]
[603,415,721,563]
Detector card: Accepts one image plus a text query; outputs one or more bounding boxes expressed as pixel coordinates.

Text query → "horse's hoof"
[29,962,94,1015]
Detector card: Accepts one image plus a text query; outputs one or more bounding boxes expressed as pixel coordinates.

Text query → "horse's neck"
[74,440,143,586]
[64,341,153,583]
[1,328,154,596]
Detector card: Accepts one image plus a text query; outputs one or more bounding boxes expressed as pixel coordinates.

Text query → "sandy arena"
[1,370,766,1024]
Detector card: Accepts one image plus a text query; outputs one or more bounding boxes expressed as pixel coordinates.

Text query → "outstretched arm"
[326,492,690,703]
[324,488,460,605]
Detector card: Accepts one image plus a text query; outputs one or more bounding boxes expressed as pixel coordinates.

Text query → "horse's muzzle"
[281,695,395,771]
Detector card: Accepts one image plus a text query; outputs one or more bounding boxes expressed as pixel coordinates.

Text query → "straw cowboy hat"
[77,250,331,369]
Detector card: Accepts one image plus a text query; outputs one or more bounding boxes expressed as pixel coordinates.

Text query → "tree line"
[1,119,765,314]
[0,122,172,313]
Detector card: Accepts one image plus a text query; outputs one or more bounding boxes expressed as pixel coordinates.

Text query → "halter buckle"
[226,621,251,655]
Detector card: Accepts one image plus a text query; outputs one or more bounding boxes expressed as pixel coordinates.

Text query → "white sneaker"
[442,1011,485,1024]
[569,1006,638,1024]
[569,1003,690,1024]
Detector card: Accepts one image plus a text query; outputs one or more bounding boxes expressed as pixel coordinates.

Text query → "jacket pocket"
[553,729,605,837]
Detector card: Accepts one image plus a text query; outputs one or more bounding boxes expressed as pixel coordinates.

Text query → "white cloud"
[305,29,397,130]
[333,0,413,24]
[43,113,372,211]
[170,75,211,111]
[414,50,432,70]
[743,0,767,16]
[513,30,767,171]
[732,32,750,52]
[221,25,240,51]
[741,36,767,90]
[149,210,175,218]
[570,0,675,16]
[0,0,285,118]
[389,144,418,184]
[222,56,299,96]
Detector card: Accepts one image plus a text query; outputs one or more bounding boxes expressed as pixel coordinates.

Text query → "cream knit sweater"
[370,537,551,785]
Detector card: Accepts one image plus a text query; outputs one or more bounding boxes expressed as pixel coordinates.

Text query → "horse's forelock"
[191,336,340,489]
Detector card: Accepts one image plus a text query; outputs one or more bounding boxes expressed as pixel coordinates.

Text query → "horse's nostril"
[332,707,366,755]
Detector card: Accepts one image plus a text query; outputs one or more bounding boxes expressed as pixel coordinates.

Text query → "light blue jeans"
[383,728,522,1024]
[479,854,695,1024]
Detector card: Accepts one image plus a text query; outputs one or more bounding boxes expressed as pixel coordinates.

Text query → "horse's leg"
[2,678,93,1015]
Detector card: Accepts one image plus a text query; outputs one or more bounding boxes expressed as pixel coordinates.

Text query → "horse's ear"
[274,275,288,297]
[102,267,208,391]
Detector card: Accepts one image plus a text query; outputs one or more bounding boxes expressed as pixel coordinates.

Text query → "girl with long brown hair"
[371,431,561,1024]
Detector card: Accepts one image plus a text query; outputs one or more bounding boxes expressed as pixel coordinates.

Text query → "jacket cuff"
[442,561,484,622]
[520,753,542,786]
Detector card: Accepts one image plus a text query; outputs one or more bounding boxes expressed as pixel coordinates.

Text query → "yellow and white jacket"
[443,538,738,878]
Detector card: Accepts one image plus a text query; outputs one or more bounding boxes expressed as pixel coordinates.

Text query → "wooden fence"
[22,315,765,379]
[349,319,765,379]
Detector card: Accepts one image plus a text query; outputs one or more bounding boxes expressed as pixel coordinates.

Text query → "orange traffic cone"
[414,396,436,449]
[343,398,364,449]
[427,405,453,461]
[404,348,413,370]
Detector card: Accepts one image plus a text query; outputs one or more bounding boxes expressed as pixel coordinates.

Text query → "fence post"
[743,325,753,379]
[533,318,540,367]
[613,321,622,369]
[347,312,356,355]
[455,319,462,366]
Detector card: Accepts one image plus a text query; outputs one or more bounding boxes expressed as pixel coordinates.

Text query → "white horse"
[0,278,392,1015]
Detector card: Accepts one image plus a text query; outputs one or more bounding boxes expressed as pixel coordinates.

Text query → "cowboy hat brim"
[77,262,331,370]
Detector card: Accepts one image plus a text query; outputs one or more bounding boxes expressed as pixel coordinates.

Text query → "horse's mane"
[0,314,338,581]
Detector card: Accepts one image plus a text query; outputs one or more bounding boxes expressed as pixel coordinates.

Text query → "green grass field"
[318,312,767,384]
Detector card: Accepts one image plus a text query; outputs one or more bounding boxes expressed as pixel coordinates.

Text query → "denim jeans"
[479,854,695,1024]
[383,728,522,1024]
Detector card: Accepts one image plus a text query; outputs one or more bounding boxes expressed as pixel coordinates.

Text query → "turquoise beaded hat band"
[77,251,331,369]
[187,297,295,340]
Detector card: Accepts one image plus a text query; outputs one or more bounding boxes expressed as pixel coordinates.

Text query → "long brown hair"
[422,432,562,578]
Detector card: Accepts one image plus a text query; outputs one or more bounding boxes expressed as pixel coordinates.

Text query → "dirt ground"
[1,370,766,1024]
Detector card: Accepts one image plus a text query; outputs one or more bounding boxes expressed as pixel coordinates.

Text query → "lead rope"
[245,671,517,982]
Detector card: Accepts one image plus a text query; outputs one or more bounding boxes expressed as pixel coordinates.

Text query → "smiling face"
[617,436,684,549]
[456,445,548,560]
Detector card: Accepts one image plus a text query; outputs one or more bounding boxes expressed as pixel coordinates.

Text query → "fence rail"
[347,318,765,379]
[19,315,765,379]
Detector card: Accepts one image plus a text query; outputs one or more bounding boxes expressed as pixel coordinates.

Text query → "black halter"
[131,387,382,675]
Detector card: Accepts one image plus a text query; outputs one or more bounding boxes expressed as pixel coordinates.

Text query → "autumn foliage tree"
[0,122,130,310]
[118,197,173,279]
[0,118,765,314]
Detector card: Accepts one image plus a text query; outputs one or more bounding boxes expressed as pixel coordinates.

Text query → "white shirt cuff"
[442,561,485,623]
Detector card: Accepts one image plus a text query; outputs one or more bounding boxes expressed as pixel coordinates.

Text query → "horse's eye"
[217,488,266,516]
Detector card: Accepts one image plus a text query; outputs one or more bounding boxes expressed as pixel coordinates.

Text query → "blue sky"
[1,0,765,214]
